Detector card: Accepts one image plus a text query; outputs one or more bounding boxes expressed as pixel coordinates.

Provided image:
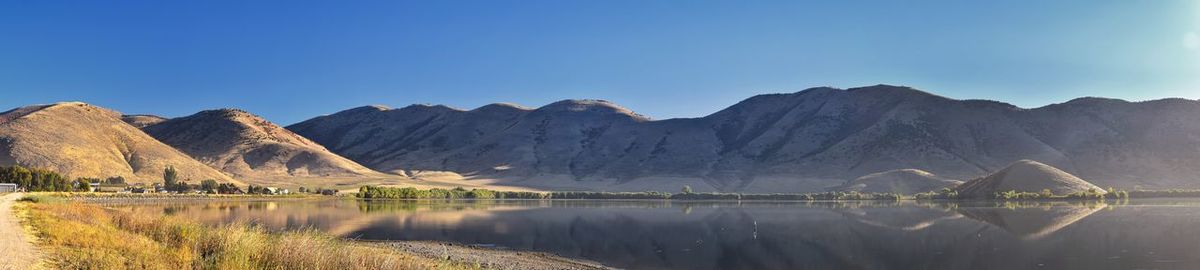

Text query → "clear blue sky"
[2,0,1198,124]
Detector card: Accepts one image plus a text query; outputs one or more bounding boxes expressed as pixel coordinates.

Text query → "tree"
[105,176,126,185]
[1,166,71,191]
[681,185,693,194]
[217,183,242,194]
[176,181,193,193]
[72,178,93,192]
[200,179,218,192]
[163,166,178,192]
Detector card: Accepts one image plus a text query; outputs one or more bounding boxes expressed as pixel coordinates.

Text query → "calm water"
[109,199,1200,270]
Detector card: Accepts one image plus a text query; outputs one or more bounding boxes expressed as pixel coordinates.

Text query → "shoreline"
[33,191,1191,204]
[16,193,617,269]
[373,240,615,270]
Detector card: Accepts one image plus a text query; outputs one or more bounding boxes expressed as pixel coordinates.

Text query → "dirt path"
[0,193,40,270]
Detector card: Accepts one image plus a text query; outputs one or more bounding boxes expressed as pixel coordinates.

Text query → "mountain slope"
[0,102,237,184]
[289,85,1200,192]
[142,109,382,179]
[121,114,167,128]
[832,169,962,194]
[954,160,1105,199]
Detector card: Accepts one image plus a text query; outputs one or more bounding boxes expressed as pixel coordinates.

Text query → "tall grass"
[22,200,467,270]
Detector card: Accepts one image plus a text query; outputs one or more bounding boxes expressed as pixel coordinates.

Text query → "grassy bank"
[18,195,468,269]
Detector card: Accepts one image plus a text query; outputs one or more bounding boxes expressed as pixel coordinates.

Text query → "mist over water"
[111,200,1200,270]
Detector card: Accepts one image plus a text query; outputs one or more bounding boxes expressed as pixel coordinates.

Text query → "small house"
[129,185,147,193]
[93,183,129,193]
[0,183,18,193]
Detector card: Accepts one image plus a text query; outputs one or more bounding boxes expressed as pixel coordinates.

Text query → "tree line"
[357,186,546,199]
[355,185,906,201]
[0,165,87,192]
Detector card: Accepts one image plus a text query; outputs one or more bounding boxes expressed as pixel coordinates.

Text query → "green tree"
[105,176,126,185]
[163,166,178,191]
[176,181,193,193]
[72,178,93,192]
[200,179,218,192]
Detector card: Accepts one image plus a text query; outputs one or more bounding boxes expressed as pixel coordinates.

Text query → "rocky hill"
[954,160,1105,199]
[0,102,237,184]
[142,109,382,179]
[831,169,962,194]
[289,85,1200,192]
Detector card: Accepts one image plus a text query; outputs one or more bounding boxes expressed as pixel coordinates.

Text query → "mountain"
[141,109,383,179]
[831,169,962,194]
[0,102,237,184]
[954,160,1104,199]
[121,114,167,128]
[288,85,1200,192]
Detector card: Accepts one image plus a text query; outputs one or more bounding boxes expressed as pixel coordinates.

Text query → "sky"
[1,0,1198,125]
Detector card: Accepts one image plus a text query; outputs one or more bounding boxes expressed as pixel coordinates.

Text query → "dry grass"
[21,199,470,270]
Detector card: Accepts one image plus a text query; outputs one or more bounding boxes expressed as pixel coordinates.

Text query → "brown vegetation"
[20,197,467,269]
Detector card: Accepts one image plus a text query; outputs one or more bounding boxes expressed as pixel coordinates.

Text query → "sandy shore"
[377,241,617,270]
[0,193,40,270]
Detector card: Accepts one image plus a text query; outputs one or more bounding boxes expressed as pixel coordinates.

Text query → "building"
[92,183,130,193]
[262,187,290,195]
[0,183,18,193]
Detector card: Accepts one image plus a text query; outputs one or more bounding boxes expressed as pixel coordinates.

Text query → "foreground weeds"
[22,199,466,269]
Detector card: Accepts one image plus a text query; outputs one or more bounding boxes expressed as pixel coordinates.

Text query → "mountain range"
[140,109,383,179]
[289,85,1200,192]
[0,102,237,184]
[3,85,1200,192]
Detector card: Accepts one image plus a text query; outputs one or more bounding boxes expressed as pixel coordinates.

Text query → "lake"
[108,199,1200,270]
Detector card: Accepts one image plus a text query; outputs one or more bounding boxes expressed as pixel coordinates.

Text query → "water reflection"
[957,202,1107,240]
[110,200,1200,270]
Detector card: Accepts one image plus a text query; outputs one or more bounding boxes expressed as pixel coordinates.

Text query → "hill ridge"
[143,108,382,179]
[288,85,1200,192]
[0,102,239,184]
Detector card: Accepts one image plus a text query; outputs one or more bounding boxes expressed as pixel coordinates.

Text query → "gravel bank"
[378,241,616,270]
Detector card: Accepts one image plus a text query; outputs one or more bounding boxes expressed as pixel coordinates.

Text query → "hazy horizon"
[3,0,1198,124]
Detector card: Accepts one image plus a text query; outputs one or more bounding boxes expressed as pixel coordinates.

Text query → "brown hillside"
[955,160,1105,199]
[142,109,384,179]
[121,114,167,128]
[0,102,238,184]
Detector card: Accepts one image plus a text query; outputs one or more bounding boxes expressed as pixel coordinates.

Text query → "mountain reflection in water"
[110,200,1200,270]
